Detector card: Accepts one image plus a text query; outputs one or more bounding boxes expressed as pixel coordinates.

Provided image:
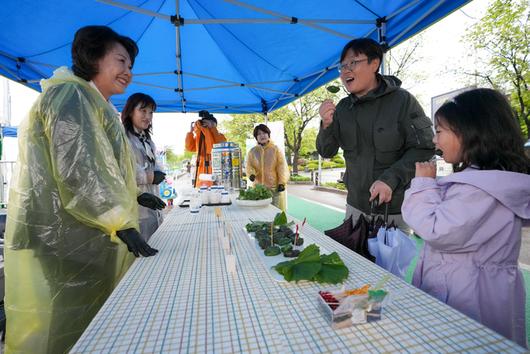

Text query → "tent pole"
[377,17,387,75]
[174,0,186,112]
[224,0,353,39]
[385,0,421,21]
[96,0,170,21]
[261,99,269,124]
[389,0,445,47]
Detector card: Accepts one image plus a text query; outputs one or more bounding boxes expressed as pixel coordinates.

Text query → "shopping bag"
[367,202,389,262]
[369,224,416,279]
[324,202,386,262]
[324,215,353,242]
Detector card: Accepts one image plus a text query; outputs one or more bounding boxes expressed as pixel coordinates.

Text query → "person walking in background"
[122,92,166,241]
[185,110,226,187]
[402,88,530,348]
[246,124,289,210]
[3,26,158,354]
[317,38,434,230]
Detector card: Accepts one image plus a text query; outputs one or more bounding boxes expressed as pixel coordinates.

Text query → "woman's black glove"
[249,174,256,182]
[116,228,158,257]
[153,171,166,185]
[277,184,285,192]
[137,193,166,210]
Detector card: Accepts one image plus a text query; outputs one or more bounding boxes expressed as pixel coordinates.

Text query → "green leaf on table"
[292,244,320,264]
[320,252,345,266]
[273,211,288,226]
[314,264,349,284]
[274,244,349,284]
[274,260,294,280]
[239,184,273,200]
[290,262,322,281]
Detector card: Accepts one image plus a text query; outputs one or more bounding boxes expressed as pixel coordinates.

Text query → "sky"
[0,0,490,158]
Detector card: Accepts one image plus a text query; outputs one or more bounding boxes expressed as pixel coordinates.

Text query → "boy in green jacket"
[317,38,434,229]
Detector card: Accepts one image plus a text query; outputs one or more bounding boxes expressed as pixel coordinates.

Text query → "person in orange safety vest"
[185,110,227,187]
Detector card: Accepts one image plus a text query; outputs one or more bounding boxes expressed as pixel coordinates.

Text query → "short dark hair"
[435,88,530,174]
[121,93,156,139]
[198,110,217,124]
[72,25,138,81]
[253,124,271,139]
[340,38,383,71]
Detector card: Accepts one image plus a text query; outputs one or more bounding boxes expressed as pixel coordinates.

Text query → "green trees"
[164,148,193,170]
[269,87,331,174]
[220,114,262,155]
[220,86,336,174]
[466,0,529,138]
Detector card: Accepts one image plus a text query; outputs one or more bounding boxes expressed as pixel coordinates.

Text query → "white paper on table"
[226,254,236,274]
[222,237,230,251]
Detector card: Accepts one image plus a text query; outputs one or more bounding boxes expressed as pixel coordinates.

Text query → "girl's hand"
[415,161,436,178]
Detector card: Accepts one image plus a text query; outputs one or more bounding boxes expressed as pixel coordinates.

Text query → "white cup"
[200,190,210,204]
[210,192,221,204]
[190,195,201,213]
[221,191,230,203]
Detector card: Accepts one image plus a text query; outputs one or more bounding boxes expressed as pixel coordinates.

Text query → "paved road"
[288,183,346,212]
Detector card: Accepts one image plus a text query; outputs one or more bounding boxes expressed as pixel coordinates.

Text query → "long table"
[71,203,526,353]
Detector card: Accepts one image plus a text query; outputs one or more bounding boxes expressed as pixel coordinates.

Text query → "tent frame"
[93,0,428,114]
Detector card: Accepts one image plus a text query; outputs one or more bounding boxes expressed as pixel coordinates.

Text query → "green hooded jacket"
[317,75,435,214]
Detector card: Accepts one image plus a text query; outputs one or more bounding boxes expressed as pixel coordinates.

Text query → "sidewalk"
[287,183,346,212]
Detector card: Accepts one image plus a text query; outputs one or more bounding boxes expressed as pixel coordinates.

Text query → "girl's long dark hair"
[121,93,156,140]
[435,88,530,174]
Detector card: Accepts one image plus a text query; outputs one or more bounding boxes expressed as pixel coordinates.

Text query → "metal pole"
[377,18,387,75]
[174,0,186,111]
[317,154,322,186]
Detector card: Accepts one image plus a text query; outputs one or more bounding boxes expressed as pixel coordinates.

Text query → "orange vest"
[185,121,226,187]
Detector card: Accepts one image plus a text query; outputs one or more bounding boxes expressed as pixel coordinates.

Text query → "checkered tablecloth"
[71,204,526,353]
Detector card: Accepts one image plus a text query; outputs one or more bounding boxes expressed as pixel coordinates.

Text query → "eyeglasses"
[338,58,368,73]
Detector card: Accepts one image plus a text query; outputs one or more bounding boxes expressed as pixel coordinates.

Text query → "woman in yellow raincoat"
[185,110,226,187]
[246,124,289,210]
[4,26,158,354]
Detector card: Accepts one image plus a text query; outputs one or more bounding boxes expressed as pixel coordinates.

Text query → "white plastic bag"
[369,226,416,279]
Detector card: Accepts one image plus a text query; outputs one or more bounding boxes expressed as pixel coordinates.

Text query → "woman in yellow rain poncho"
[246,124,289,210]
[4,26,158,354]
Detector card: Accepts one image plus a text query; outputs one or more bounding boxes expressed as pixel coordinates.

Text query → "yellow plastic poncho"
[4,67,139,354]
[245,141,289,210]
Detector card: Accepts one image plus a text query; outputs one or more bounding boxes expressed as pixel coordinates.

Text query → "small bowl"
[235,198,272,207]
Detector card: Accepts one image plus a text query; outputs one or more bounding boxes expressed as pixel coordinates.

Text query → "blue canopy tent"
[0,0,470,114]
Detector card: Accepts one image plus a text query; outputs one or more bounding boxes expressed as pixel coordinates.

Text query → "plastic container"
[317,288,389,329]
